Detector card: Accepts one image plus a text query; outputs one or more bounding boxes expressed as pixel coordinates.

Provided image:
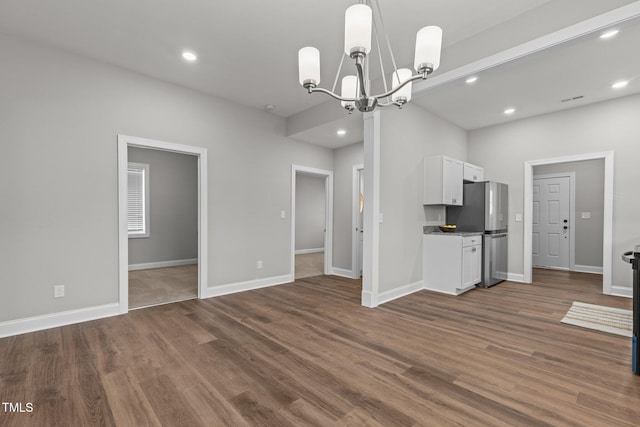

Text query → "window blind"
[128,163,148,235]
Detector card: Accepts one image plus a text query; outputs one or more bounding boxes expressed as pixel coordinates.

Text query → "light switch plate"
[515,213,522,222]
[280,210,286,219]
[581,212,591,219]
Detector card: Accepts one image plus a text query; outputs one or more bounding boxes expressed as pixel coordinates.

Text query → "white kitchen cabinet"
[463,162,484,182]
[423,234,482,295]
[424,155,463,205]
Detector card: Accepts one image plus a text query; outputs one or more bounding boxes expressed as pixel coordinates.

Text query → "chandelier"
[297,1,442,113]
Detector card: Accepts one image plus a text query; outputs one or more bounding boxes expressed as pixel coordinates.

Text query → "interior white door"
[532,176,570,269]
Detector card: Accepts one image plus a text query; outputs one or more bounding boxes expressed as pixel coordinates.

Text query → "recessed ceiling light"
[182,51,197,62]
[600,29,619,39]
[611,80,628,89]
[264,104,276,111]
[337,129,347,136]
[504,108,515,115]
[465,76,478,84]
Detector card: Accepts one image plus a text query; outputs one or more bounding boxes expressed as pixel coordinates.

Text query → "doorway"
[117,134,208,314]
[524,151,613,294]
[532,173,574,270]
[127,147,199,309]
[290,165,333,280]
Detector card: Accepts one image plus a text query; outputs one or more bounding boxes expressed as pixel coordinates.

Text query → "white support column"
[362,110,381,308]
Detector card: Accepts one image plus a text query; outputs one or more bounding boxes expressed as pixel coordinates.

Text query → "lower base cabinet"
[423,234,482,295]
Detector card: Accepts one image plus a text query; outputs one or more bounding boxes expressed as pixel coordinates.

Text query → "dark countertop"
[423,227,483,236]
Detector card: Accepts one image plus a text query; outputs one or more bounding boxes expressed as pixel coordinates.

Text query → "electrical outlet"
[54,285,65,298]
[257,260,263,269]
[280,210,286,219]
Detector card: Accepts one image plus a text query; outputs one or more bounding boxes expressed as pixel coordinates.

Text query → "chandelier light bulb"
[414,26,442,74]
[344,4,373,57]
[391,68,413,103]
[298,47,321,87]
[341,75,358,110]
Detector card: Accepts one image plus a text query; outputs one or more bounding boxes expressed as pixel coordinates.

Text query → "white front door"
[532,175,571,269]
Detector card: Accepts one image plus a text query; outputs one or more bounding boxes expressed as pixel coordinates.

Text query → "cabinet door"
[464,163,484,182]
[462,244,482,288]
[444,158,463,205]
[471,244,481,284]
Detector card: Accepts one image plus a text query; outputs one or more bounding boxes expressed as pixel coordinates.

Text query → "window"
[128,162,150,238]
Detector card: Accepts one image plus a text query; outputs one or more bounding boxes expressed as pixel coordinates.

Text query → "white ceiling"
[1,0,638,148]
[413,15,640,130]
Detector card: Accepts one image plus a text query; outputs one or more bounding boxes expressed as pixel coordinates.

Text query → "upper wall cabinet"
[463,162,484,182]
[424,155,463,206]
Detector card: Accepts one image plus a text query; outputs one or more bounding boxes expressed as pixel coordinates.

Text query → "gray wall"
[0,34,333,323]
[332,142,364,271]
[534,159,604,269]
[379,104,468,293]
[295,174,325,252]
[468,93,640,289]
[128,147,198,265]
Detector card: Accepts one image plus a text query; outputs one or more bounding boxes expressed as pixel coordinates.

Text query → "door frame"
[532,172,576,271]
[351,164,364,278]
[290,165,334,278]
[524,151,613,295]
[117,134,208,314]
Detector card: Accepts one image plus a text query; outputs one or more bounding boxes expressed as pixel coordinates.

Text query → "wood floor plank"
[1,269,639,426]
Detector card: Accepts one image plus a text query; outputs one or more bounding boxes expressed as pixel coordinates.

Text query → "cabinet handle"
[473,175,477,180]
[472,247,477,252]
[452,198,456,203]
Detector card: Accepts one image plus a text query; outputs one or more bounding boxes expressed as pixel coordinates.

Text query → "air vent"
[561,95,584,103]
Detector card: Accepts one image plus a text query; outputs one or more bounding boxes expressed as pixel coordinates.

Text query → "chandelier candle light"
[298,1,442,113]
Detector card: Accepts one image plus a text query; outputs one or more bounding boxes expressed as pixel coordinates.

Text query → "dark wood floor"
[0,269,637,426]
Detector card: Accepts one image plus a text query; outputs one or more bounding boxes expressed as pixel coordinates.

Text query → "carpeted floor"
[129,264,198,309]
[295,252,324,279]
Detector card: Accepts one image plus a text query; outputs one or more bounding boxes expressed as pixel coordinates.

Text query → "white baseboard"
[128,258,198,271]
[378,281,424,305]
[295,248,324,255]
[0,303,121,338]
[331,267,354,278]
[610,286,632,298]
[507,273,526,283]
[573,265,603,274]
[361,290,378,308]
[204,274,293,298]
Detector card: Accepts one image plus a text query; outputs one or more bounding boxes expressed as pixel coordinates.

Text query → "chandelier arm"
[354,57,368,100]
[374,73,425,100]
[377,100,403,108]
[308,87,358,103]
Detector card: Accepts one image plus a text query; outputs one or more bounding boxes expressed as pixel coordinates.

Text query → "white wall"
[128,147,198,266]
[333,142,364,271]
[295,174,325,252]
[378,104,467,293]
[0,34,333,323]
[468,93,640,290]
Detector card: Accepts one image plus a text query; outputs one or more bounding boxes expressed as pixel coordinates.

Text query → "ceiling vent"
[561,95,584,103]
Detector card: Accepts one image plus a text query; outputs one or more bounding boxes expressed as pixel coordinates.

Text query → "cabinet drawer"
[462,236,481,247]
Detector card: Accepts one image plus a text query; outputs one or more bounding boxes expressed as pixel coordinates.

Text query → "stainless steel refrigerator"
[447,181,509,287]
